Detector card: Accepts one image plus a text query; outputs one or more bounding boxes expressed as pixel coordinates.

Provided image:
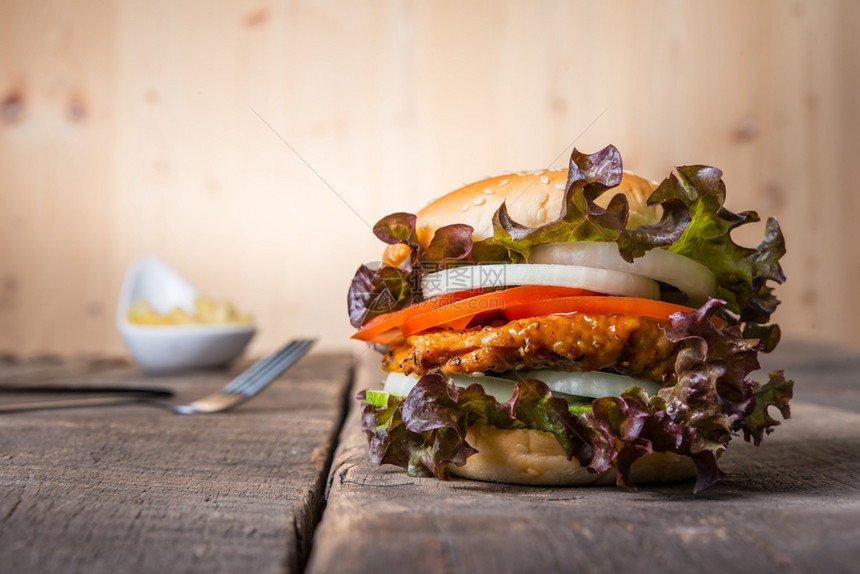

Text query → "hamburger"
[347,145,792,492]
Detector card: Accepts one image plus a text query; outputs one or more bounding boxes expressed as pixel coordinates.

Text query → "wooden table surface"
[0,353,353,574]
[1,342,859,574]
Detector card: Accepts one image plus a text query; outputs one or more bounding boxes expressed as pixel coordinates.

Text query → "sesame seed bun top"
[383,168,662,266]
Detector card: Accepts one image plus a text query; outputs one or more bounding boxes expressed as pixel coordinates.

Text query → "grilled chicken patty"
[383,314,679,383]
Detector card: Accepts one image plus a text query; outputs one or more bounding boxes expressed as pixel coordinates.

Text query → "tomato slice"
[351,289,485,343]
[502,296,726,327]
[353,286,723,345]
[398,286,596,338]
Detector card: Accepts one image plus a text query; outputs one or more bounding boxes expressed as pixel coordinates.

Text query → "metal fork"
[0,338,316,414]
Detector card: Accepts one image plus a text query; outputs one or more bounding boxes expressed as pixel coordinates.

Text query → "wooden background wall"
[1,0,858,359]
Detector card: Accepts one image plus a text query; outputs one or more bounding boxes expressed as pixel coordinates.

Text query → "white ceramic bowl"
[116,257,256,374]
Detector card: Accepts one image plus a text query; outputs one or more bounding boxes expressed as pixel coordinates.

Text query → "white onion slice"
[383,370,661,404]
[421,264,660,300]
[519,369,661,398]
[529,242,717,305]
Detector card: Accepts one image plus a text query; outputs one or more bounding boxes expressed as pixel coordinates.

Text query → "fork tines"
[224,338,317,397]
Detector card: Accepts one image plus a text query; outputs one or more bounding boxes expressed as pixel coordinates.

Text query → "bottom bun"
[449,425,698,486]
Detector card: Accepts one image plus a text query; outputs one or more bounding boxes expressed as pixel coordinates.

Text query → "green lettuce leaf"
[655,167,786,327]
[359,375,596,480]
[490,146,692,262]
[492,146,626,250]
[736,370,793,446]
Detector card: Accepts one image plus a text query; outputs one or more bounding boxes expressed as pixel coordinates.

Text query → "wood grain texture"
[1,0,859,358]
[0,352,353,574]
[306,345,860,574]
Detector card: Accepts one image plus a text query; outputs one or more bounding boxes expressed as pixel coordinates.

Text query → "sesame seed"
[533,169,545,176]
[540,176,549,184]
[473,196,485,206]
[536,207,547,222]
[536,191,548,204]
[419,219,429,228]
[555,183,565,190]
[516,443,529,453]
[498,179,508,187]
[483,187,493,194]
[479,426,489,438]
[526,468,540,476]
[460,204,470,212]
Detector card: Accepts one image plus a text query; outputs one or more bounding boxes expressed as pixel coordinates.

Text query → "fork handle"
[0,395,155,413]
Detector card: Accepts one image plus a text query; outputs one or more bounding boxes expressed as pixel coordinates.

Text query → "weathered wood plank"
[307,346,860,574]
[0,352,353,574]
